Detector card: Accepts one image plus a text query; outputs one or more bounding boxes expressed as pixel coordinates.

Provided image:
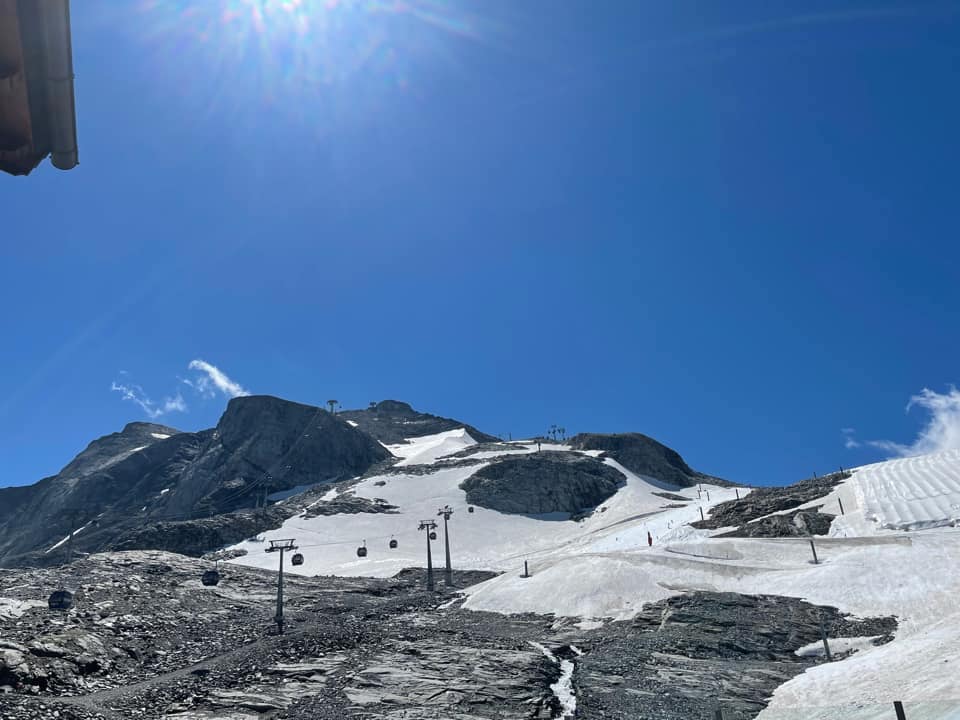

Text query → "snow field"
[230,433,739,580]
[229,429,960,714]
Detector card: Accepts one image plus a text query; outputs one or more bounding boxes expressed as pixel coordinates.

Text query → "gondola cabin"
[389,538,398,549]
[357,544,368,557]
[48,590,74,611]
[468,506,475,513]
[291,553,305,566]
[201,570,221,587]
[429,531,437,540]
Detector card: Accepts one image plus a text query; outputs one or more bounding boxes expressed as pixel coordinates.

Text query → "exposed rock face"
[58,422,182,480]
[0,397,390,566]
[0,428,206,567]
[162,395,390,520]
[568,432,720,488]
[460,453,626,515]
[339,399,499,445]
[717,508,837,538]
[577,591,897,720]
[694,472,848,531]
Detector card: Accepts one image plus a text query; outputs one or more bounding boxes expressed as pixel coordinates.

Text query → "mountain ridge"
[0,395,718,566]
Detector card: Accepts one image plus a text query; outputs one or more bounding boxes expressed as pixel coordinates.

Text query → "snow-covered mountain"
[229,430,960,718]
[3,396,958,718]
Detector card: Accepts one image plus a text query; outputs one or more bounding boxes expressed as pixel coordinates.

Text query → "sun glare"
[132,0,482,132]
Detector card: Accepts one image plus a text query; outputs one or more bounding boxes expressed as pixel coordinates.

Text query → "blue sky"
[2,0,959,488]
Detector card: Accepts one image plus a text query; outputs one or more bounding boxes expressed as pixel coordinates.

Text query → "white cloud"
[111,381,187,420]
[112,360,248,420]
[869,386,960,458]
[841,427,860,449]
[187,359,250,399]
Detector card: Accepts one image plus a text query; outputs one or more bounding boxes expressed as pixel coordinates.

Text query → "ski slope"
[230,432,740,579]
[385,428,479,467]
[228,432,960,717]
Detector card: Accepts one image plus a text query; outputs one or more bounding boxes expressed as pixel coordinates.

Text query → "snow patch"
[0,597,46,620]
[150,433,171,440]
[794,635,883,658]
[385,428,477,466]
[45,521,92,553]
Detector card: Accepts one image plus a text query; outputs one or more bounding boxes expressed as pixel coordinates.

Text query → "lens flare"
[129,0,484,136]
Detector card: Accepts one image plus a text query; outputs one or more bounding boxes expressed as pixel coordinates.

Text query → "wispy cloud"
[187,359,250,399]
[110,381,187,420]
[867,386,960,458]
[111,359,249,420]
[841,427,861,449]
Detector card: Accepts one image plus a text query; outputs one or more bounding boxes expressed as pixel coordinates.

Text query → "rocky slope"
[578,591,896,719]
[339,399,499,445]
[0,397,390,567]
[692,472,848,532]
[0,552,896,720]
[569,432,723,488]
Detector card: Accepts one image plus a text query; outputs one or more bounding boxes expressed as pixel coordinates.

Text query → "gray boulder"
[460,453,626,516]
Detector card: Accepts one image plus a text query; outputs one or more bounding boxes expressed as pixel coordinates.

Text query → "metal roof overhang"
[0,0,78,176]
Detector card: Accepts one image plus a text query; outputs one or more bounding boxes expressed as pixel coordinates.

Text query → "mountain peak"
[372,399,417,415]
[121,421,181,436]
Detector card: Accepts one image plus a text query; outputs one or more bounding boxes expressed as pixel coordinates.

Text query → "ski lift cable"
[290,529,406,550]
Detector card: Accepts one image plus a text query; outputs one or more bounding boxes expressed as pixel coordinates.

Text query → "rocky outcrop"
[0,429,208,566]
[161,395,391,520]
[576,591,897,720]
[339,399,499,445]
[694,472,848,530]
[460,453,626,515]
[717,508,836,538]
[0,421,182,530]
[568,432,721,488]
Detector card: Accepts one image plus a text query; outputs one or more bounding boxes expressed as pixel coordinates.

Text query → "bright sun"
[131,0,482,131]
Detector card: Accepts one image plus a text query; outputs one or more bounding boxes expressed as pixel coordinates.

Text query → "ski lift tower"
[265,538,297,635]
[437,505,454,587]
[418,520,438,591]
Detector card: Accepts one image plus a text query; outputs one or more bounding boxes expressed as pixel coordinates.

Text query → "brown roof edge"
[39,0,78,170]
